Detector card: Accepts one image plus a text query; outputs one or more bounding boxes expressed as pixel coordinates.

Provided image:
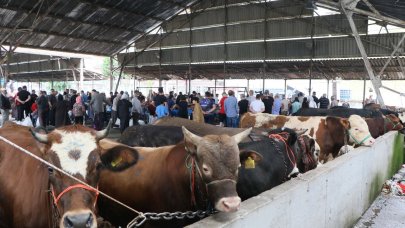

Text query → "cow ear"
[100,146,139,172]
[182,127,201,154]
[340,119,350,129]
[240,150,263,163]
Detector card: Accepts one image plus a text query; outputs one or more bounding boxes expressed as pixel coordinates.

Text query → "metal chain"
[0,135,218,228]
[127,209,217,227]
[269,137,289,182]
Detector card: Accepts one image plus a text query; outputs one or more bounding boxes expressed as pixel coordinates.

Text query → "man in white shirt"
[249,94,265,114]
[247,90,256,105]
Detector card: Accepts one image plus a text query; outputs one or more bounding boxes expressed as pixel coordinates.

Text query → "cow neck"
[185,153,210,210]
[267,134,293,181]
[47,183,60,228]
[269,133,296,168]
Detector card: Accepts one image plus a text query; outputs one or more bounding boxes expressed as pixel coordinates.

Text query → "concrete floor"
[354,194,405,228]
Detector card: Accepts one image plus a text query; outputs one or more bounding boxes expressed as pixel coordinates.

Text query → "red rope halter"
[51,184,99,207]
[269,133,296,167]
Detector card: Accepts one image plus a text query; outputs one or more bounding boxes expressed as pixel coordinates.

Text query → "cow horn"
[295,129,308,136]
[233,127,252,144]
[95,120,113,140]
[182,126,201,145]
[29,128,49,144]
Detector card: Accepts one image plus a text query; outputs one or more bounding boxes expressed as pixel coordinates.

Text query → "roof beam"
[0,5,145,35]
[317,0,405,28]
[0,25,126,46]
[75,0,164,22]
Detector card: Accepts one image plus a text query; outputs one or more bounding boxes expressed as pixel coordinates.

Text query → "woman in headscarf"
[54,94,69,128]
[117,93,132,133]
[72,95,85,125]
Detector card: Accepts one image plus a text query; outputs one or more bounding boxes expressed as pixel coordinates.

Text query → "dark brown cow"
[240,113,375,163]
[154,116,247,136]
[0,122,139,228]
[365,114,404,138]
[98,127,254,227]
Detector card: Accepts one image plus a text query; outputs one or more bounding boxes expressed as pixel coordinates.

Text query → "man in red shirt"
[218,92,228,127]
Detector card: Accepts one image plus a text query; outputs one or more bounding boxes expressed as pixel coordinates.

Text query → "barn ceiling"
[0,0,199,56]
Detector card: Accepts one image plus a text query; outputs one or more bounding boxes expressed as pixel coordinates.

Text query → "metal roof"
[1,53,105,81]
[126,57,405,80]
[0,0,199,56]
[358,0,405,21]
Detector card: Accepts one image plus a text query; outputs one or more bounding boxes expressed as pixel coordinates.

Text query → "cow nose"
[216,196,241,212]
[63,213,93,228]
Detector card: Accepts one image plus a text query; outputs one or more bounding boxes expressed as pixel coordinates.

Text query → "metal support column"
[284,79,287,96]
[214,79,217,96]
[158,27,162,88]
[223,0,228,93]
[326,79,330,98]
[308,10,316,95]
[263,0,268,93]
[109,57,113,92]
[79,58,84,91]
[363,73,367,107]
[188,10,192,95]
[342,0,384,105]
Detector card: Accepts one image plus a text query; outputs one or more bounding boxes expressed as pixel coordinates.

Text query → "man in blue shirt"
[200,91,216,124]
[224,90,239,128]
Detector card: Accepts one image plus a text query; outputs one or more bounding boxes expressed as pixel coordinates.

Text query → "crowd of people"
[0,85,352,132]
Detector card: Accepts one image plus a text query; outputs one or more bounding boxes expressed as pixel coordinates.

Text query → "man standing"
[312,91,319,108]
[280,95,290,115]
[111,93,121,127]
[90,89,110,130]
[224,90,238,128]
[15,85,31,121]
[153,87,167,107]
[0,88,11,126]
[48,89,57,126]
[238,94,249,116]
[200,91,216,124]
[272,94,282,115]
[262,90,274,114]
[319,93,330,109]
[247,90,256,105]
[131,93,142,126]
[37,91,49,127]
[218,92,228,127]
[249,94,265,114]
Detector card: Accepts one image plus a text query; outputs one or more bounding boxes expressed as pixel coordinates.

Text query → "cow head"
[31,123,139,228]
[385,114,405,133]
[296,135,317,173]
[183,127,258,212]
[343,115,375,146]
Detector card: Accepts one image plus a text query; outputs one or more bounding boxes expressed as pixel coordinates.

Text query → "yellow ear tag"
[244,157,255,169]
[111,157,123,167]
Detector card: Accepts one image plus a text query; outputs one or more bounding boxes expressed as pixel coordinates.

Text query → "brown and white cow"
[97,127,255,227]
[240,113,375,163]
[365,114,404,138]
[0,122,139,228]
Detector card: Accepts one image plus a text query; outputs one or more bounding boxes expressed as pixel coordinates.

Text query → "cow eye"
[354,128,359,131]
[202,164,210,174]
[48,167,54,174]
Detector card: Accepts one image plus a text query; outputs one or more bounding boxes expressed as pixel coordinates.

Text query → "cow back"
[119,125,184,147]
